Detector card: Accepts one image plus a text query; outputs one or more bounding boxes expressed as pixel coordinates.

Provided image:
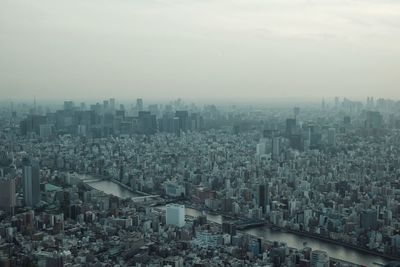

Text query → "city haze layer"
[1,0,400,100]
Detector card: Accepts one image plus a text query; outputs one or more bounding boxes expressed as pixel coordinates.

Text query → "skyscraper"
[136,98,144,112]
[175,111,190,132]
[257,184,267,214]
[272,137,280,160]
[109,98,115,113]
[138,111,157,134]
[0,176,16,214]
[23,158,41,207]
[285,118,296,137]
[327,128,336,146]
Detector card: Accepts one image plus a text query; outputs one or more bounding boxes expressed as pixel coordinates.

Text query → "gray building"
[23,158,41,207]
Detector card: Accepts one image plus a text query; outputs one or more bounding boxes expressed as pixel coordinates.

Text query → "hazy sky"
[1,0,399,102]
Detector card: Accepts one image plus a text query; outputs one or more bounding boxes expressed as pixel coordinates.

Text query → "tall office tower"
[77,125,87,137]
[166,203,185,227]
[272,137,280,160]
[327,128,336,146]
[138,111,157,134]
[136,98,144,112]
[257,184,267,214]
[0,176,16,214]
[173,117,180,136]
[175,111,190,132]
[39,124,53,140]
[20,114,47,136]
[160,114,174,133]
[285,118,296,137]
[190,113,203,131]
[311,250,329,267]
[103,100,109,112]
[256,142,266,156]
[148,104,159,116]
[23,158,41,207]
[109,98,116,112]
[63,101,74,111]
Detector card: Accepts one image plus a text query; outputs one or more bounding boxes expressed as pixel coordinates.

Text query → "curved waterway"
[77,174,142,198]
[78,175,392,266]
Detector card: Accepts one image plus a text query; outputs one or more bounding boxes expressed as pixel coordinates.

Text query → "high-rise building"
[272,137,280,160]
[23,158,41,207]
[311,250,329,267]
[190,113,203,131]
[166,203,185,227]
[136,98,144,112]
[0,176,16,214]
[327,128,336,146]
[20,114,47,136]
[138,111,157,134]
[148,104,159,116]
[63,101,74,111]
[257,184,267,214]
[256,142,266,156]
[39,124,53,140]
[109,98,115,113]
[175,111,190,132]
[285,118,296,137]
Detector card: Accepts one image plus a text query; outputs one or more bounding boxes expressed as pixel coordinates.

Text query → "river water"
[78,176,392,266]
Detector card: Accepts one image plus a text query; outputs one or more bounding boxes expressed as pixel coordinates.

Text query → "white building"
[256,142,266,156]
[166,204,185,227]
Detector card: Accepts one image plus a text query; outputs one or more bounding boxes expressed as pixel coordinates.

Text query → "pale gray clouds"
[0,0,399,101]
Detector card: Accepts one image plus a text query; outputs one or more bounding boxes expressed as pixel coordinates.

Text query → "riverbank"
[188,205,398,263]
[283,227,400,262]
[75,174,391,266]
[154,207,363,267]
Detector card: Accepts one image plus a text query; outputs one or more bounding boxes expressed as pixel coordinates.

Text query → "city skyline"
[1,96,400,266]
[1,0,400,266]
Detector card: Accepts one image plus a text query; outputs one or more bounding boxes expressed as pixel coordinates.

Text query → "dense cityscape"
[1,97,400,267]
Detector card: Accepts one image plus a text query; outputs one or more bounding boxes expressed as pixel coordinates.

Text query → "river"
[77,174,143,198]
[77,176,392,266]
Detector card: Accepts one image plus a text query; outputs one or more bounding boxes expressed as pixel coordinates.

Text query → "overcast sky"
[1,0,399,102]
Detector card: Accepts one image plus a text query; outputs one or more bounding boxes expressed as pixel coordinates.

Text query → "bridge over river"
[75,174,160,202]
